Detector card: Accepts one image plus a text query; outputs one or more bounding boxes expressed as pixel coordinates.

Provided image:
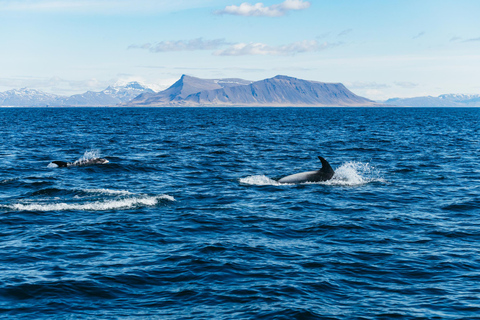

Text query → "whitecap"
[82,188,133,195]
[6,194,175,212]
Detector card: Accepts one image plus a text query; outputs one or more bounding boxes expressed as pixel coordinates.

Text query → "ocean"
[1,107,480,319]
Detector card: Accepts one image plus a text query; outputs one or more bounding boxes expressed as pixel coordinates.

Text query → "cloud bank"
[394,81,418,89]
[129,38,228,52]
[215,0,311,17]
[215,40,340,56]
[130,38,339,56]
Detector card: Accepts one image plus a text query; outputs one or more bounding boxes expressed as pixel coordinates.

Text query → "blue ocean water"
[1,107,480,319]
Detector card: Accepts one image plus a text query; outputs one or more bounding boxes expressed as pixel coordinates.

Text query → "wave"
[25,188,134,198]
[3,194,175,212]
[82,188,133,195]
[240,162,385,187]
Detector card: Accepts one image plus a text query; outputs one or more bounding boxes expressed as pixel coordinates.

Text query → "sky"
[1,0,479,100]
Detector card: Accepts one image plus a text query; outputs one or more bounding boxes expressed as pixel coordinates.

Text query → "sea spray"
[325,161,386,186]
[71,149,103,166]
[240,162,385,186]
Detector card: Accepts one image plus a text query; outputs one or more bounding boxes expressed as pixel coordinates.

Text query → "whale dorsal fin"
[318,156,335,178]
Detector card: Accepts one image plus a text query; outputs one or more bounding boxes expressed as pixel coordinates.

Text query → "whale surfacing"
[51,158,109,168]
[278,156,334,184]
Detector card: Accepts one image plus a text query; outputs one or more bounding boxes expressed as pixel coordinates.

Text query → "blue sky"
[1,0,479,99]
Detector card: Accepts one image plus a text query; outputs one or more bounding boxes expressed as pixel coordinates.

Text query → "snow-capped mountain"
[0,88,63,107]
[60,82,155,106]
[385,94,480,107]
[0,82,155,107]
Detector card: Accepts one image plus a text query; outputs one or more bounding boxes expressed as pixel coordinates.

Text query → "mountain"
[129,75,253,106]
[127,75,376,107]
[0,88,63,107]
[0,82,154,107]
[385,94,480,107]
[58,82,155,106]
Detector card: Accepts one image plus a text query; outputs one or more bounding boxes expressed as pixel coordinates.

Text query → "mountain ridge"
[0,82,154,107]
[127,75,376,107]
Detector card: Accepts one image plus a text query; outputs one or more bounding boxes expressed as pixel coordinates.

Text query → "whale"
[278,156,335,184]
[51,158,109,168]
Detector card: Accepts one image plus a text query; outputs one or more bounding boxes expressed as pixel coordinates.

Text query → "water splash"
[72,149,102,166]
[240,162,385,186]
[47,149,106,168]
[325,161,385,186]
[79,149,101,161]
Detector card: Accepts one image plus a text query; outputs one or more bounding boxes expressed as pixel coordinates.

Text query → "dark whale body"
[278,156,335,184]
[51,158,109,168]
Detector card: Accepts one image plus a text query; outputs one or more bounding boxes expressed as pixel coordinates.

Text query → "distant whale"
[51,158,109,168]
[278,156,335,184]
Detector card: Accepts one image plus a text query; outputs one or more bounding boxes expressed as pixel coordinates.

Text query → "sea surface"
[1,107,480,319]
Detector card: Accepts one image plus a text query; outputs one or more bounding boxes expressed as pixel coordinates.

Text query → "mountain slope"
[128,75,375,107]
[129,75,252,106]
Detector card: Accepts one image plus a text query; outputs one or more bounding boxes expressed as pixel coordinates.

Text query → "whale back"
[278,156,335,183]
[51,158,109,168]
[51,161,69,167]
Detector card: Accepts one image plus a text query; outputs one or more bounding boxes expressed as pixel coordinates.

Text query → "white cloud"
[129,38,229,52]
[214,40,339,56]
[130,38,338,56]
[394,81,418,88]
[215,0,311,17]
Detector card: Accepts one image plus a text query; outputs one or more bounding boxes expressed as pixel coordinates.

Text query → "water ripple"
[1,107,480,319]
